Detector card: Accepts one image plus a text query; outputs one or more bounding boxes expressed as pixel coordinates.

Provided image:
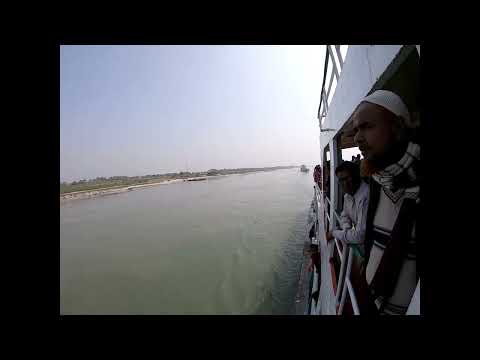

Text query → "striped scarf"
[371,142,420,203]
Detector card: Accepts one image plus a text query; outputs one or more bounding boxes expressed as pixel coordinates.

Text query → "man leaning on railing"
[325,161,370,311]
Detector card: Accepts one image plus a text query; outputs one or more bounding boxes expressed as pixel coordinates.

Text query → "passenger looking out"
[309,223,316,242]
[325,161,369,253]
[307,244,321,304]
[323,161,330,196]
[323,161,331,228]
[325,161,369,301]
[313,165,322,187]
[307,243,320,273]
[352,90,419,315]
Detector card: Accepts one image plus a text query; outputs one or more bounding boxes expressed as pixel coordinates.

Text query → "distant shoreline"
[60,167,300,203]
[61,179,165,202]
[60,176,216,203]
[60,166,298,203]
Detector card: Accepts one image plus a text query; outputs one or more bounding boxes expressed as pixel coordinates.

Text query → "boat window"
[341,147,362,162]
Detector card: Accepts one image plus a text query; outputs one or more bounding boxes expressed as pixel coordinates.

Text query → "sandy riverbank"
[60,168,291,203]
[60,176,216,203]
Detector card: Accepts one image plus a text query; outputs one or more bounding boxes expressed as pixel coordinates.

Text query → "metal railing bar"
[339,247,353,314]
[346,279,360,315]
[335,45,344,69]
[335,242,348,306]
[327,45,340,80]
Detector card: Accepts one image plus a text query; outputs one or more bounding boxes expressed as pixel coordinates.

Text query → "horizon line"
[60,164,315,183]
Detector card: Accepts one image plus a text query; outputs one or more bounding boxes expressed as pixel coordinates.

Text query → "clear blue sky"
[61,45,326,182]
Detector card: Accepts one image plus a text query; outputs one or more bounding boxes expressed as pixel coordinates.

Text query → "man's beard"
[360,158,381,177]
[360,140,408,177]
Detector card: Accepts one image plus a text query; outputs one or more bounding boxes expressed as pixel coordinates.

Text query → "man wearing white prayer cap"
[353,89,417,171]
[351,89,420,315]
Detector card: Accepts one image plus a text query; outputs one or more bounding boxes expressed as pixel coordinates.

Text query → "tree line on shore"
[60,166,297,194]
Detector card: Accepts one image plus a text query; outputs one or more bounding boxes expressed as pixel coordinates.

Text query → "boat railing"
[317,45,348,129]
[314,184,360,315]
[321,193,343,261]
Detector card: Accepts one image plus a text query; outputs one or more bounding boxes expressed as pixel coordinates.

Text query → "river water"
[60,168,315,315]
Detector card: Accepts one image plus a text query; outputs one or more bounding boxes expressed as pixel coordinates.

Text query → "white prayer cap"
[362,90,415,128]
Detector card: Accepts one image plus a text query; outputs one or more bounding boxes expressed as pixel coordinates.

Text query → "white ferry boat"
[305,45,420,315]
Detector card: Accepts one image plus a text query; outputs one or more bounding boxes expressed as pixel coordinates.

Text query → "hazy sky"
[61,45,328,182]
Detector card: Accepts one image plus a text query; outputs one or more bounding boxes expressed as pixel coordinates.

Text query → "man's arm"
[332,198,368,245]
[327,198,351,242]
[339,199,352,230]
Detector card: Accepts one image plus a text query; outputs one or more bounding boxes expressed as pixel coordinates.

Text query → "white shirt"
[332,181,369,247]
